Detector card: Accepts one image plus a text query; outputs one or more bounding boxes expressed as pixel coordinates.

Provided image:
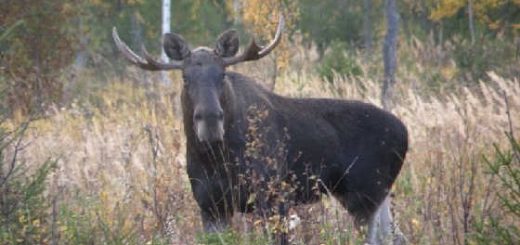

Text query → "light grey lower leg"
[377,196,393,244]
[377,195,407,245]
[365,211,380,245]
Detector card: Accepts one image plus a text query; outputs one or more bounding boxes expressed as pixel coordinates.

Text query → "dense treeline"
[1,0,519,115]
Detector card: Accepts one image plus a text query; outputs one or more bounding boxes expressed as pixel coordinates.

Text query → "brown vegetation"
[3,51,518,243]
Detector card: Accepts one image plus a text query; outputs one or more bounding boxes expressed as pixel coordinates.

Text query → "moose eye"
[182,75,190,85]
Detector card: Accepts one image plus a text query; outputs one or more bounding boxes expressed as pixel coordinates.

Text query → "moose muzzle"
[193,105,225,143]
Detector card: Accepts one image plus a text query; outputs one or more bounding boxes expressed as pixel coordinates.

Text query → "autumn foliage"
[1,0,519,244]
[0,0,78,116]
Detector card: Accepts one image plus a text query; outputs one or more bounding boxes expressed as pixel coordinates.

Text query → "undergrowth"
[1,38,519,244]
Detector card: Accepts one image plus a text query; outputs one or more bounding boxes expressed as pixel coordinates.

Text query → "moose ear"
[215,29,239,57]
[163,33,190,60]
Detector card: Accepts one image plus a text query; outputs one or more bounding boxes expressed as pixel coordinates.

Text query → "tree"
[468,0,476,44]
[381,0,399,110]
[0,0,78,116]
[298,0,365,58]
[429,0,520,38]
[161,0,172,86]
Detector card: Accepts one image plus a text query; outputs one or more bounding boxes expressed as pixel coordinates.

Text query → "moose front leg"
[189,174,234,233]
[200,209,232,232]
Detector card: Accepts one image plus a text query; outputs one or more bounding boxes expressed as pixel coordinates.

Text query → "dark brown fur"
[181,62,408,230]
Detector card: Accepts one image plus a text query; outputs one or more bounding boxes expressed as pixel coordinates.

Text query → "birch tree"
[161,0,171,85]
[382,0,399,110]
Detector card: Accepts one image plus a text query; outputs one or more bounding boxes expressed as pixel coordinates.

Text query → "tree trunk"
[468,0,475,45]
[381,0,399,111]
[130,11,147,86]
[161,0,172,86]
[74,17,88,69]
[380,2,406,244]
[362,0,373,55]
[233,0,242,25]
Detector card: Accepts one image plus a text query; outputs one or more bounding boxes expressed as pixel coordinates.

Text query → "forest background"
[1,0,519,244]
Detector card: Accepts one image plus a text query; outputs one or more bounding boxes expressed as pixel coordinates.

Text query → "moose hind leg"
[378,195,408,245]
[366,195,408,245]
[365,211,380,244]
[378,196,394,243]
[333,191,384,244]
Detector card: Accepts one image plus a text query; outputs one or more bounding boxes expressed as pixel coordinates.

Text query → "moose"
[113,17,408,244]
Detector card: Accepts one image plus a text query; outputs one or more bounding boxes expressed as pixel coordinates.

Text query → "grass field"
[2,41,519,244]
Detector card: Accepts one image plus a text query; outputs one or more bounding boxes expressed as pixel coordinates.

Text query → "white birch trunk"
[233,0,242,25]
[468,0,475,45]
[161,0,171,85]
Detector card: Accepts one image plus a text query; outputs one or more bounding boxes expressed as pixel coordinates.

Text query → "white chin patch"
[196,121,224,142]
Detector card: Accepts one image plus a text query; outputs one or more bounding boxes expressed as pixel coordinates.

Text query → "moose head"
[112,17,284,143]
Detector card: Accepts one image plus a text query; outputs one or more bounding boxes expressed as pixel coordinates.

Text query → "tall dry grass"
[4,46,520,244]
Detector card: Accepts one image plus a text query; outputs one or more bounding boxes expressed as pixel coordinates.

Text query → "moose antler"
[223,16,285,66]
[112,27,183,70]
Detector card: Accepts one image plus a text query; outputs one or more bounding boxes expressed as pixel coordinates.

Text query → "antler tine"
[112,27,182,71]
[259,15,285,56]
[112,27,145,65]
[141,45,183,70]
[223,15,285,66]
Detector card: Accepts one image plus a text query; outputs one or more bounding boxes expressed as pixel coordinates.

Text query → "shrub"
[472,133,520,244]
[452,37,517,83]
[0,120,56,244]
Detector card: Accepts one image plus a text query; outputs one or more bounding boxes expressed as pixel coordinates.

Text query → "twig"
[0,121,30,187]
[332,156,359,192]
[503,91,519,163]
[503,91,515,138]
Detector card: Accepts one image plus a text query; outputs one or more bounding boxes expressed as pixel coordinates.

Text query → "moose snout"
[193,107,225,143]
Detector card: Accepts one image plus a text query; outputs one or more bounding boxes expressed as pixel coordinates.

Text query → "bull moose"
[113,16,408,244]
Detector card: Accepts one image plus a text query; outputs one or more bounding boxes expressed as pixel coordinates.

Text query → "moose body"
[185,71,407,229]
[113,17,408,244]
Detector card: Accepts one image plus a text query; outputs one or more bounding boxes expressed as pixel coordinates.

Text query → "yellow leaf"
[60,225,68,232]
[18,214,26,223]
[411,218,421,228]
[247,193,256,205]
[430,0,466,21]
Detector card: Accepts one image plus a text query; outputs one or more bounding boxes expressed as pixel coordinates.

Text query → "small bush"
[0,120,56,244]
[472,133,520,244]
[453,37,516,82]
